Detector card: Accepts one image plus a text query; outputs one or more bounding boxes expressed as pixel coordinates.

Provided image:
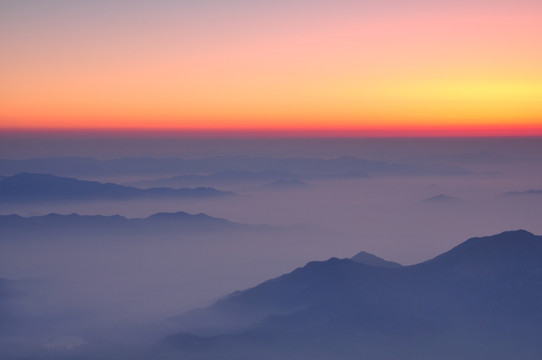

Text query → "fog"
[1,136,542,358]
[3,174,541,264]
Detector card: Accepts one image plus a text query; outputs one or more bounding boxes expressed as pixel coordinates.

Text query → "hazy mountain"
[163,230,542,360]
[0,156,469,178]
[503,189,542,196]
[350,251,402,268]
[0,173,234,202]
[0,211,269,238]
[126,170,298,188]
[126,170,370,189]
[423,194,460,203]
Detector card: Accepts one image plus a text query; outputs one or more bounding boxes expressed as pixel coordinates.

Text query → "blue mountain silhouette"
[0,173,234,202]
[164,230,542,360]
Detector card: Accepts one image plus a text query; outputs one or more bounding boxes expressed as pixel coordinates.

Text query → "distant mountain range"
[125,170,299,188]
[163,230,542,360]
[0,211,269,238]
[0,156,469,179]
[0,173,234,202]
[127,170,369,189]
[503,189,542,197]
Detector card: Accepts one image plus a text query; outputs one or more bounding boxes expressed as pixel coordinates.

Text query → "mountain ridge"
[0,173,234,202]
[0,156,469,178]
[163,230,542,360]
[0,211,273,237]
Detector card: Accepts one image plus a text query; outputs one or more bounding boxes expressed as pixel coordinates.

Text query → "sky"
[1,0,542,136]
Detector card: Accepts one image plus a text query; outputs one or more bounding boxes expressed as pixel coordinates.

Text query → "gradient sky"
[1,0,541,135]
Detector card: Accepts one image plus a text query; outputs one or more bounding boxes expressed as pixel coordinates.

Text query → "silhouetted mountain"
[0,156,469,178]
[163,230,542,360]
[416,229,542,276]
[503,189,542,196]
[0,211,269,238]
[0,173,234,202]
[350,251,402,268]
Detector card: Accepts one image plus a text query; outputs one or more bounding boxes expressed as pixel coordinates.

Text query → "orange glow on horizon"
[3,123,542,138]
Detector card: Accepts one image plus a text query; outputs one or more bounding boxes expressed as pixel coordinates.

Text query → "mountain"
[0,156,469,178]
[350,251,402,268]
[0,173,234,202]
[162,230,542,360]
[126,170,298,188]
[126,170,369,189]
[503,189,542,196]
[423,194,460,203]
[0,211,268,238]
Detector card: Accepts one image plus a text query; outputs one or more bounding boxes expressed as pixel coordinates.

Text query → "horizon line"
[2,126,542,138]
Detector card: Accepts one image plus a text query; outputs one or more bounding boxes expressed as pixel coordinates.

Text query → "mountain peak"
[491,229,535,238]
[456,229,537,248]
[419,229,542,275]
[147,211,192,219]
[350,251,402,268]
[146,211,225,222]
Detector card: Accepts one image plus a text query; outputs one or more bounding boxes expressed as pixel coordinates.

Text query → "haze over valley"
[1,137,541,359]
